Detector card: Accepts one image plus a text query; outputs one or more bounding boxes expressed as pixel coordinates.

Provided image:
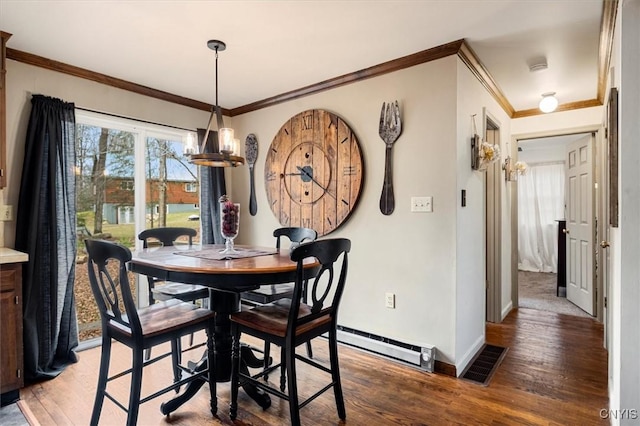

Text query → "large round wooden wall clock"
[264,109,364,236]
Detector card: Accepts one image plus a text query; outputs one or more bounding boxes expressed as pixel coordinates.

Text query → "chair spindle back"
[138,227,196,248]
[289,238,350,331]
[85,239,141,335]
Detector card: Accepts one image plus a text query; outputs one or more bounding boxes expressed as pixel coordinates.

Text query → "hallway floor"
[518,270,592,318]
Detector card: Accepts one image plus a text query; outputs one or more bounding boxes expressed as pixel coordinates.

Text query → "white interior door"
[565,135,595,315]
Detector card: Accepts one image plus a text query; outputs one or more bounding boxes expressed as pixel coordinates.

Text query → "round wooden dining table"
[128,244,320,415]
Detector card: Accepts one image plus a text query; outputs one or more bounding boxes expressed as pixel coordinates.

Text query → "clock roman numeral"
[343,166,356,176]
[266,171,276,181]
[342,199,349,206]
[340,137,348,144]
[281,212,290,226]
[302,114,313,130]
[328,114,338,129]
[303,218,311,228]
[327,217,332,226]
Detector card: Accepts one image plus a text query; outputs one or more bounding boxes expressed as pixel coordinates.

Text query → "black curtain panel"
[197,128,226,244]
[15,95,79,382]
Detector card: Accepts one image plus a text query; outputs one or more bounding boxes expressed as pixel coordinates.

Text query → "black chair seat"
[232,298,331,338]
[240,283,294,305]
[152,283,210,303]
[112,298,212,338]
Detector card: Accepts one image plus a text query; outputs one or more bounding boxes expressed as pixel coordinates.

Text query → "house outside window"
[185,182,197,193]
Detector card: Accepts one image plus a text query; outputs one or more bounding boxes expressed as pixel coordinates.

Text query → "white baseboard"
[456,335,485,377]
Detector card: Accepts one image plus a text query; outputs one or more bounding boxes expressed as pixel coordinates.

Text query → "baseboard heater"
[336,325,435,372]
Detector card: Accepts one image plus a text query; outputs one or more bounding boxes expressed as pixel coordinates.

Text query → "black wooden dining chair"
[230,238,351,425]
[84,238,215,426]
[138,227,209,305]
[138,227,210,360]
[240,227,317,377]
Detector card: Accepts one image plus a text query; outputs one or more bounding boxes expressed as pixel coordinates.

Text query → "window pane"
[75,123,137,341]
[144,137,200,243]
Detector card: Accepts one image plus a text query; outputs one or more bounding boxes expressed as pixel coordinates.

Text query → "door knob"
[562,229,570,234]
[600,241,610,248]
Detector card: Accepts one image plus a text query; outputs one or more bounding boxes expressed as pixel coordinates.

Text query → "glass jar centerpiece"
[219,195,240,254]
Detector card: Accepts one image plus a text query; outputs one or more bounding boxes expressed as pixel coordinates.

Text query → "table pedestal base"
[160,345,271,415]
[160,290,271,416]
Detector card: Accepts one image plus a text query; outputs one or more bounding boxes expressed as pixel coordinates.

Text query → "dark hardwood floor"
[19,308,608,425]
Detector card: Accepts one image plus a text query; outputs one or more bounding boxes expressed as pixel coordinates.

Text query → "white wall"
[511,107,602,136]
[230,55,511,371]
[455,59,512,370]
[518,144,566,164]
[230,56,462,364]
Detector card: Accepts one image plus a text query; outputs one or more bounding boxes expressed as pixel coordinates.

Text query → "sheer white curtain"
[518,162,565,272]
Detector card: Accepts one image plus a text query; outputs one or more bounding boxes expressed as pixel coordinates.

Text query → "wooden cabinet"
[0,31,11,189]
[0,263,24,398]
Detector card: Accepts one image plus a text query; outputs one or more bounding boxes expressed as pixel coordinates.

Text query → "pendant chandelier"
[188,40,244,167]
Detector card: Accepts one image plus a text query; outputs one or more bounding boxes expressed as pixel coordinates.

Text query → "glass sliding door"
[74,110,198,342]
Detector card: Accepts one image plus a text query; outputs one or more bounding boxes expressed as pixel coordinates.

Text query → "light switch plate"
[0,205,13,221]
[385,292,395,309]
[411,196,433,213]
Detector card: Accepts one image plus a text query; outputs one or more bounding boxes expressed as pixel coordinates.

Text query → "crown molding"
[597,0,619,103]
[6,47,221,114]
[230,40,465,116]
[512,99,602,119]
[456,40,515,117]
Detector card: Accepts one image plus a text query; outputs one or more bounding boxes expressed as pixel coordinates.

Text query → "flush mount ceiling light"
[187,40,244,167]
[539,92,558,113]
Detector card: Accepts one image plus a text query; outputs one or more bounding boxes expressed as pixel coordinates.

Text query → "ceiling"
[0,0,606,115]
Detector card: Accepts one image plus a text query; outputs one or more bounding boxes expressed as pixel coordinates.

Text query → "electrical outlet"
[411,196,433,212]
[385,292,395,309]
[0,205,13,221]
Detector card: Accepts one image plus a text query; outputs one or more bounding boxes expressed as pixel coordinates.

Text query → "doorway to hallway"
[513,130,601,320]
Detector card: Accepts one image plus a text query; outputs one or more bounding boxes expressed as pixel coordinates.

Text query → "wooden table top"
[128,244,319,289]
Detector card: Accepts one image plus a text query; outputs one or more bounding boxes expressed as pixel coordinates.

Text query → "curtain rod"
[75,106,196,133]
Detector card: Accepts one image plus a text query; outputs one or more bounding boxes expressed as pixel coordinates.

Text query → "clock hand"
[296,166,336,199]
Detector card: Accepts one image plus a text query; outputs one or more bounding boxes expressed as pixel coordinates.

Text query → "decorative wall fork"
[245,134,258,216]
[378,100,402,215]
